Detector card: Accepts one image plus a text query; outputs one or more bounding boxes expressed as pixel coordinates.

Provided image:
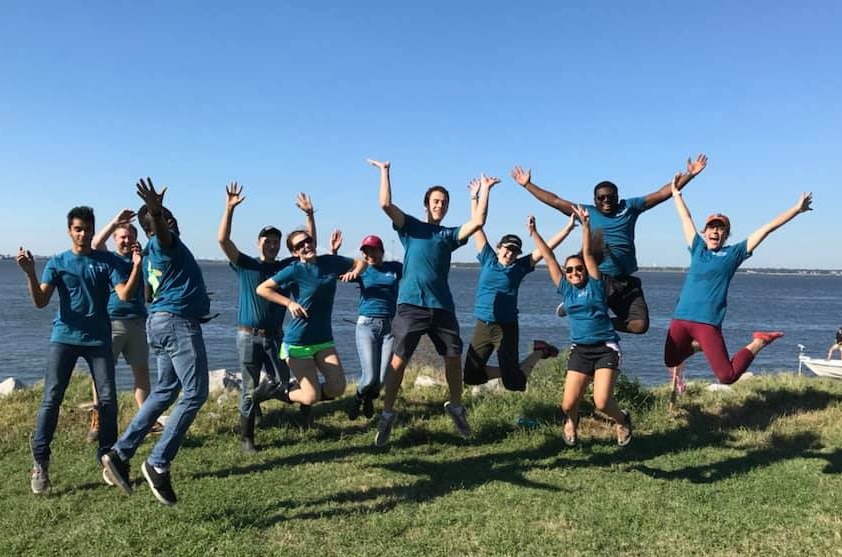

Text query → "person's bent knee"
[626,319,649,334]
[323,378,346,399]
[592,393,615,412]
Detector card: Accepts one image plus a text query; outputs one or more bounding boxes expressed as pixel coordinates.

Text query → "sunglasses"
[293,237,313,251]
[596,194,617,202]
[564,264,585,274]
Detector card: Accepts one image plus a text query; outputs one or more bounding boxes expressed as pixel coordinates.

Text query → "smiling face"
[258,233,281,262]
[424,187,450,223]
[289,231,316,262]
[68,217,93,253]
[361,245,384,266]
[703,220,729,250]
[593,182,619,215]
[563,255,587,287]
[496,244,520,266]
[112,225,137,256]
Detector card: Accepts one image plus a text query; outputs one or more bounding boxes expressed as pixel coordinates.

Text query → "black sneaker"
[101,450,132,495]
[362,397,375,419]
[142,461,177,506]
[347,395,363,420]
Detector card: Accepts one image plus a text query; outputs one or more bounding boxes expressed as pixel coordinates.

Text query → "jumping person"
[368,159,498,447]
[463,178,577,394]
[255,203,365,416]
[512,154,708,334]
[102,178,214,506]
[531,207,633,447]
[217,182,317,454]
[18,206,141,494]
[664,172,813,386]
[348,234,402,420]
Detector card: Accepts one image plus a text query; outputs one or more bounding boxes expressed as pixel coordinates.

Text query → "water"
[1,260,839,389]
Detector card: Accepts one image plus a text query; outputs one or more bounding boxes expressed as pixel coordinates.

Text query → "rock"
[707,383,731,392]
[413,375,444,388]
[471,378,503,396]
[0,377,26,397]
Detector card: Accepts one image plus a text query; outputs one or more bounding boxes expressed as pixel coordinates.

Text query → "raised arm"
[296,192,317,247]
[643,154,708,209]
[217,181,245,264]
[17,247,53,308]
[136,177,172,249]
[528,216,563,286]
[93,209,136,252]
[458,173,499,241]
[256,278,309,319]
[511,165,575,216]
[113,244,144,302]
[746,192,812,253]
[671,172,698,247]
[468,178,489,252]
[572,205,599,280]
[329,229,342,255]
[369,159,405,229]
[530,212,576,265]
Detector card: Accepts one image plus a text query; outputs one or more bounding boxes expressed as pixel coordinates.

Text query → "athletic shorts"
[463,320,526,391]
[391,304,463,360]
[604,275,649,329]
[111,317,149,368]
[280,340,335,360]
[567,342,621,376]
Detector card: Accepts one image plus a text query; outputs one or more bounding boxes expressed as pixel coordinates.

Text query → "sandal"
[561,414,578,446]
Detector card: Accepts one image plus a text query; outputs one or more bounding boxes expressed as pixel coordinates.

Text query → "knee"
[627,319,649,334]
[323,378,346,399]
[560,398,577,414]
[593,394,613,412]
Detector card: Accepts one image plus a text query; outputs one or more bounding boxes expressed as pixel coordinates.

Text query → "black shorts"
[391,304,463,360]
[567,342,621,376]
[604,275,649,328]
[463,320,526,391]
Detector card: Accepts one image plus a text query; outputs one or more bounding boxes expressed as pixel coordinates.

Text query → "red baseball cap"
[359,235,384,250]
[704,213,731,231]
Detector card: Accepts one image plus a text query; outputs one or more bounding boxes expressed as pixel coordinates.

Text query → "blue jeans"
[237,329,289,417]
[113,313,208,469]
[355,316,394,400]
[32,342,117,464]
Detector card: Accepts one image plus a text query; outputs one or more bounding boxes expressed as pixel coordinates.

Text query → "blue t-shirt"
[473,244,534,323]
[584,196,646,277]
[41,250,129,346]
[231,253,295,330]
[672,235,751,327]
[558,277,619,344]
[146,234,211,319]
[395,214,466,312]
[107,252,147,320]
[356,261,403,318]
[271,255,354,345]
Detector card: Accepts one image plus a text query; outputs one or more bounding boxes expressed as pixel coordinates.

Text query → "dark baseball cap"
[499,234,523,253]
[258,225,282,239]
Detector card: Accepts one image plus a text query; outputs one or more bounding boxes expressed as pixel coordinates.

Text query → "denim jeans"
[237,330,289,417]
[355,316,394,400]
[32,342,117,464]
[113,312,208,469]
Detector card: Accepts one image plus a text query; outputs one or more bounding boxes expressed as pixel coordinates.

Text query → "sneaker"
[374,411,397,447]
[347,395,363,420]
[142,461,177,506]
[362,397,375,419]
[617,410,633,447]
[753,331,785,345]
[102,467,114,486]
[270,381,293,404]
[533,339,559,359]
[556,303,567,317]
[101,450,133,495]
[31,461,51,494]
[87,408,99,443]
[444,402,472,439]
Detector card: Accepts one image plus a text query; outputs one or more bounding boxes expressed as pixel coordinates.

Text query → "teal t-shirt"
[231,253,295,330]
[584,196,646,277]
[395,215,466,312]
[672,235,751,327]
[473,244,534,323]
[559,277,619,344]
[146,234,210,319]
[41,250,129,346]
[107,252,147,320]
[271,255,354,345]
[356,261,402,318]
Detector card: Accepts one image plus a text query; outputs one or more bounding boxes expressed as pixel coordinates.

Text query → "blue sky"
[1,1,839,268]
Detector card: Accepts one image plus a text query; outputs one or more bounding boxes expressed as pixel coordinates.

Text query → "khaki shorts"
[111,317,149,368]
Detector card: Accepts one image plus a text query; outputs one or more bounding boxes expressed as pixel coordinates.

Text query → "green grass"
[1,362,842,557]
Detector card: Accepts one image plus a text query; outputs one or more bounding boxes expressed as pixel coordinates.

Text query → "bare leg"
[382,354,407,412]
[287,358,320,406]
[315,348,346,399]
[592,368,624,423]
[561,370,591,441]
[130,364,151,407]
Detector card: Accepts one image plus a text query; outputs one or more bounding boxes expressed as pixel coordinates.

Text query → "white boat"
[798,345,842,379]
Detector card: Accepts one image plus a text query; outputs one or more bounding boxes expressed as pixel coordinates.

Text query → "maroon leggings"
[663,319,755,385]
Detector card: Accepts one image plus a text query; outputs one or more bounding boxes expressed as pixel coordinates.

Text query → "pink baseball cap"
[359,235,384,250]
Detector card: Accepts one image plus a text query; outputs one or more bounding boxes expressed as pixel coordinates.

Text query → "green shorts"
[280,340,336,360]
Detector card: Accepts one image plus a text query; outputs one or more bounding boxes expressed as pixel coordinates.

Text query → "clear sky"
[1,1,839,268]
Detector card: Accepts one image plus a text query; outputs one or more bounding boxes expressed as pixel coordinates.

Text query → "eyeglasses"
[564,265,585,274]
[292,237,313,251]
[596,194,617,202]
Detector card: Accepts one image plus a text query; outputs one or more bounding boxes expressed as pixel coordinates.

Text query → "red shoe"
[753,331,784,344]
[533,340,559,359]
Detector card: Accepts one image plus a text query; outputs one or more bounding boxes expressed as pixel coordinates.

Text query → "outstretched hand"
[114,208,136,225]
[367,159,390,170]
[468,178,481,198]
[572,204,590,226]
[136,177,166,213]
[687,154,708,177]
[564,212,577,230]
[480,173,501,189]
[16,246,35,274]
[795,192,813,213]
[329,229,343,254]
[526,215,536,236]
[130,242,143,266]
[226,181,245,210]
[670,171,682,196]
[510,165,531,187]
[296,192,313,214]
